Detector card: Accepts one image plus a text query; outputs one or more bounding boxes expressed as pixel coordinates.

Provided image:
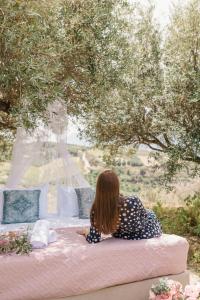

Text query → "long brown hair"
[91,170,120,234]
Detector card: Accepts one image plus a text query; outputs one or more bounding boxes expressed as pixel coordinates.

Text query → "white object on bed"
[0,184,49,223]
[48,229,57,244]
[57,185,79,217]
[30,220,50,249]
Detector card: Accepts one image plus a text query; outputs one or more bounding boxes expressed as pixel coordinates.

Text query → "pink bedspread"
[0,228,189,300]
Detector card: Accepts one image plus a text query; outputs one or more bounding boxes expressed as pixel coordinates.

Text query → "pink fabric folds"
[0,228,189,300]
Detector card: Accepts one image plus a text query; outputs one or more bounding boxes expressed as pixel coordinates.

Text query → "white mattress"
[0,216,90,232]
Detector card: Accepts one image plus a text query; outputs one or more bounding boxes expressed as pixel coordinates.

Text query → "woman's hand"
[76,229,85,236]
[76,228,89,236]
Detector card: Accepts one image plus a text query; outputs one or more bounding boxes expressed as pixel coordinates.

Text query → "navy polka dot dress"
[86,196,162,243]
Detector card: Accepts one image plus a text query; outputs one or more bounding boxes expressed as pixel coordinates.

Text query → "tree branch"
[0,101,11,113]
[149,134,168,150]
[182,156,200,164]
[142,142,164,152]
[163,133,171,147]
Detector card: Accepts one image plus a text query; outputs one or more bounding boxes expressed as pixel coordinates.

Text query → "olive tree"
[0,0,64,139]
[83,0,200,179]
[0,0,132,141]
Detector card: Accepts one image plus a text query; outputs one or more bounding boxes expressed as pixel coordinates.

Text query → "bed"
[59,271,189,300]
[0,224,189,300]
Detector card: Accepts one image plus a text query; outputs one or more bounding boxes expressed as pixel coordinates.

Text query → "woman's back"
[86,195,162,243]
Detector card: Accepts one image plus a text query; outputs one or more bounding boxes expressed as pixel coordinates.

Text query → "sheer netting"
[6,101,90,214]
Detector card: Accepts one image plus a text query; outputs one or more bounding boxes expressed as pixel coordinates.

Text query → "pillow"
[0,185,48,223]
[57,186,79,217]
[38,184,49,219]
[75,187,95,219]
[2,190,40,224]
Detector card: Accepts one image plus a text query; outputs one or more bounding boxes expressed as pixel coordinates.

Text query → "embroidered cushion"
[2,190,40,224]
[0,185,48,223]
[75,187,95,219]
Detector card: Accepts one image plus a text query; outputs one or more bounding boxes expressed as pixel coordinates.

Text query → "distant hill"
[67,144,200,207]
[0,143,199,208]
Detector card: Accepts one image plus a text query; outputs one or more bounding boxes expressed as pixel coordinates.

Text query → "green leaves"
[0,0,65,133]
[60,0,132,115]
[82,0,200,180]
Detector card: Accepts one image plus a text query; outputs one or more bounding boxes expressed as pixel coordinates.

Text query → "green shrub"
[140,169,146,176]
[0,141,13,161]
[130,157,143,167]
[193,250,200,264]
[153,193,200,237]
[68,149,78,156]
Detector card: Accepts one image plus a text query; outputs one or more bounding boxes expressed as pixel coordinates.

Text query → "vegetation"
[83,0,200,180]
[0,140,12,161]
[153,194,200,275]
[0,0,131,138]
[0,0,64,138]
[0,230,32,255]
[1,0,199,181]
[66,145,200,207]
[153,194,200,237]
[60,0,131,118]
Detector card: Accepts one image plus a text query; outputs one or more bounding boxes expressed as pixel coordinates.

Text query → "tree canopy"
[0,0,131,138]
[82,0,200,179]
[0,0,64,139]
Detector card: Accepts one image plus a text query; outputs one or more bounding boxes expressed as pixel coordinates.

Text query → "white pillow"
[57,185,79,217]
[38,184,49,219]
[0,184,49,223]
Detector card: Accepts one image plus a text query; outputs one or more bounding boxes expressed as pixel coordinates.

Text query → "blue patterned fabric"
[2,190,40,224]
[75,187,95,219]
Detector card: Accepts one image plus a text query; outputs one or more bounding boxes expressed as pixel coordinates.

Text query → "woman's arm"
[86,211,101,243]
[76,212,101,243]
[76,228,89,236]
[86,225,101,243]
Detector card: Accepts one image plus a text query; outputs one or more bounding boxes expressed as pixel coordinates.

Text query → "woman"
[78,170,162,243]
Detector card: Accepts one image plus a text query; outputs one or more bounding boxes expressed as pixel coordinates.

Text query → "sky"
[153,0,188,27]
[154,0,171,27]
[67,0,188,146]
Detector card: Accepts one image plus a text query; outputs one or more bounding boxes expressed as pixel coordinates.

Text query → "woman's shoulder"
[121,195,141,207]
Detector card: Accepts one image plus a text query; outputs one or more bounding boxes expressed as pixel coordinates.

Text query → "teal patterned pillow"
[2,190,40,224]
[75,187,95,219]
